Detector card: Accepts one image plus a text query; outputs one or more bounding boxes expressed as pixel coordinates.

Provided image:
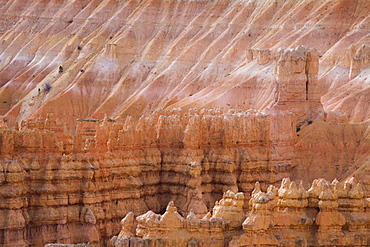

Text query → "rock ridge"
[110,178,370,247]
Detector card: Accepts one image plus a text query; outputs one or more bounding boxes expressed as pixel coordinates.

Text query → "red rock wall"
[0,105,368,245]
[0,0,370,246]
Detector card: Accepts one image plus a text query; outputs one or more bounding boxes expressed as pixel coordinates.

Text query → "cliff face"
[0,0,370,246]
[0,97,368,246]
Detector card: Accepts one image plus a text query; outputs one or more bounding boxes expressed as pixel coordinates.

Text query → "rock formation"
[0,0,369,124]
[110,190,244,247]
[110,178,370,247]
[0,0,369,246]
[349,44,370,80]
[0,66,367,245]
[0,59,367,245]
[232,178,370,247]
[274,45,324,126]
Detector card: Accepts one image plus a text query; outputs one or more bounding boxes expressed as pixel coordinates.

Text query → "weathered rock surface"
[0,101,367,246]
[0,0,369,246]
[230,178,370,246]
[0,0,369,124]
[110,178,370,247]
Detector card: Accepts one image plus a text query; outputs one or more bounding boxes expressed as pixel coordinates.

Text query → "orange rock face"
[0,0,370,246]
[110,178,370,247]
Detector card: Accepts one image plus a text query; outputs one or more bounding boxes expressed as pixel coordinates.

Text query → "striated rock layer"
[0,0,370,124]
[0,0,370,246]
[110,178,370,247]
[0,85,368,246]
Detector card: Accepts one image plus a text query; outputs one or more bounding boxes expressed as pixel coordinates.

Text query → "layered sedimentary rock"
[0,46,368,246]
[110,178,370,247]
[234,178,369,246]
[0,87,367,246]
[0,0,370,246]
[0,0,369,124]
[110,190,242,247]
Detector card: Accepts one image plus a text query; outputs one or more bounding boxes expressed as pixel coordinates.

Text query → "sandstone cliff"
[0,0,370,246]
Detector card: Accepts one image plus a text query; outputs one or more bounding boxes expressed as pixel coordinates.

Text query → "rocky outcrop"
[229,178,370,247]
[213,190,245,229]
[110,190,246,247]
[0,0,369,125]
[0,0,370,246]
[110,178,370,247]
[349,44,370,80]
[0,77,368,245]
[274,45,323,126]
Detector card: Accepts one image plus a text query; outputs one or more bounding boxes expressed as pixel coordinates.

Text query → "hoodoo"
[0,0,370,246]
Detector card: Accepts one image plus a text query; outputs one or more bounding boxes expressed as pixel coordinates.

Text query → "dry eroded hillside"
[0,0,370,246]
[0,0,369,123]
